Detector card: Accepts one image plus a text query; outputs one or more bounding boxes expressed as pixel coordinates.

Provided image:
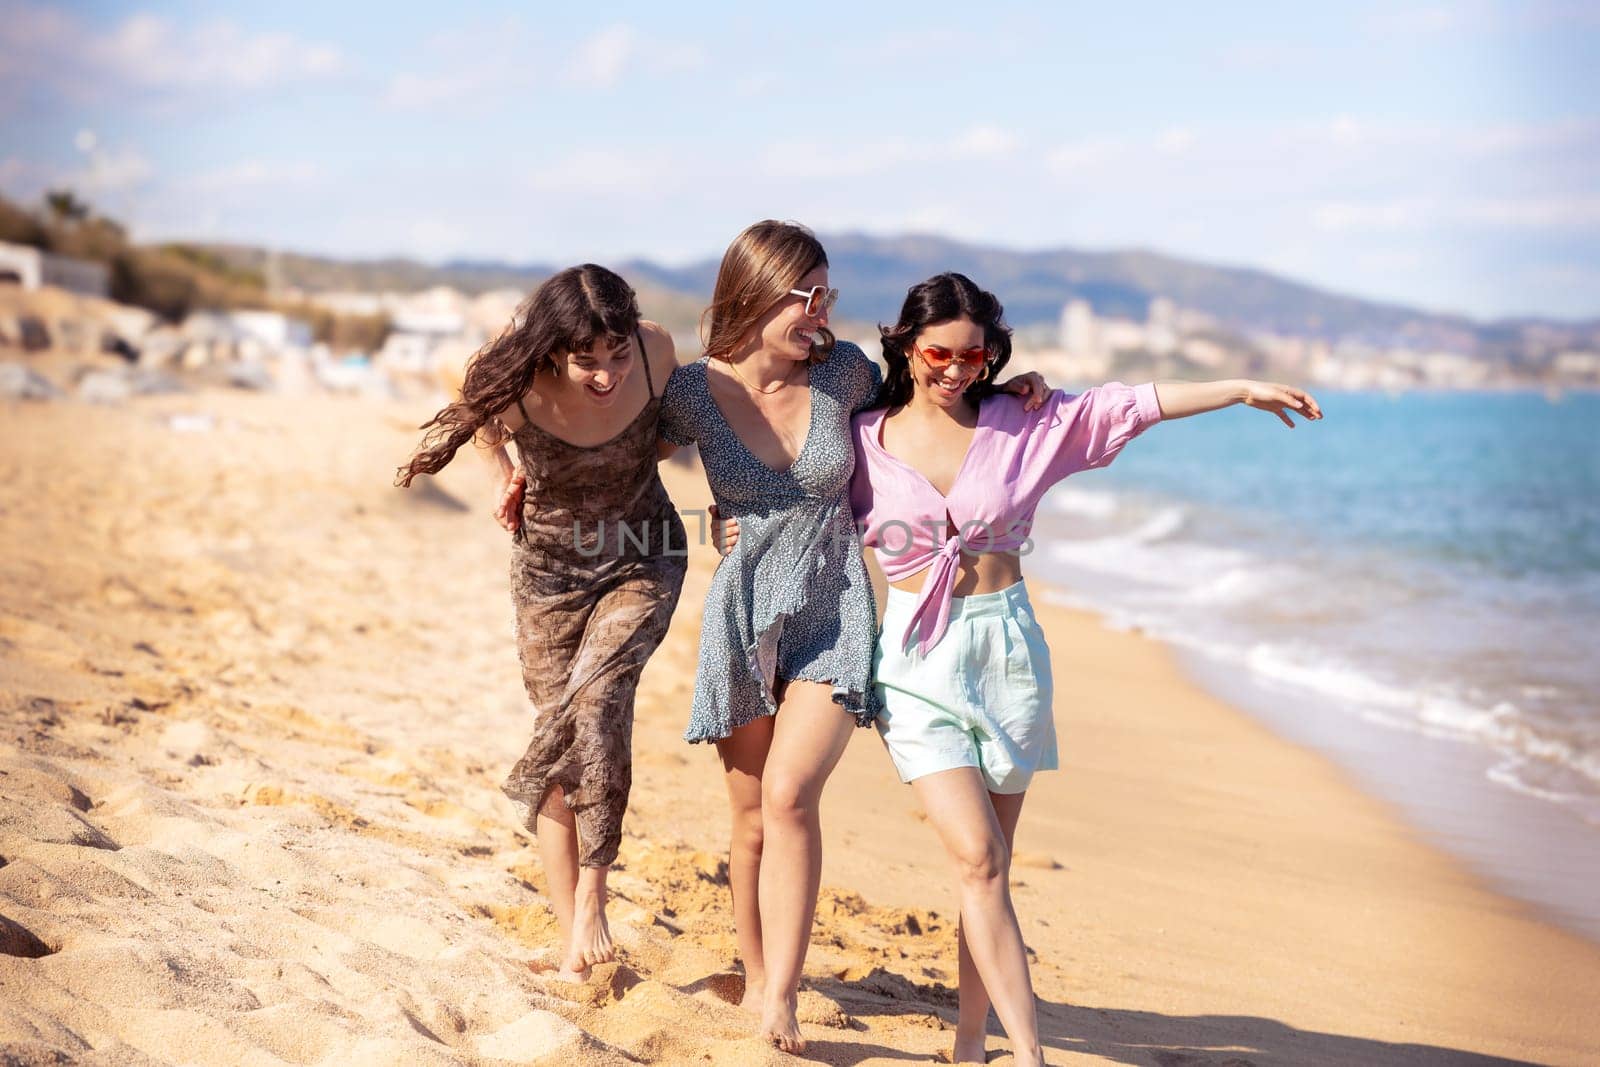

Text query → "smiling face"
[907,316,989,409]
[752,265,831,362]
[560,333,634,406]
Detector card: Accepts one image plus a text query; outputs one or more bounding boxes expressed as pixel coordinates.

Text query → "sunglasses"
[787,285,839,317]
[912,343,989,370]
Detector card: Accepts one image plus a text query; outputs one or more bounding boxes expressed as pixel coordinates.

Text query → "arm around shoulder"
[651,326,698,449]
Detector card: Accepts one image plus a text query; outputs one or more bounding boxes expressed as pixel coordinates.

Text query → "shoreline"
[648,457,1600,1064]
[1172,641,1600,946]
[2,389,1598,1065]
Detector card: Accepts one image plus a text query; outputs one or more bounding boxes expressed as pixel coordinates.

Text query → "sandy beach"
[3,385,1600,1066]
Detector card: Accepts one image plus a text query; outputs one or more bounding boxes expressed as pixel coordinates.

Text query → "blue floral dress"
[660,341,882,742]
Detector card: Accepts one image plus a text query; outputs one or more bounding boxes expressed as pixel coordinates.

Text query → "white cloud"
[951,125,1018,159]
[1156,127,1198,154]
[565,23,706,88]
[185,161,322,194]
[1459,196,1600,228]
[1366,0,1600,35]
[1455,117,1600,156]
[1367,4,1467,35]
[379,18,542,110]
[1311,199,1431,232]
[734,72,780,97]
[0,2,344,101]
[762,125,1022,180]
[569,24,639,88]
[8,146,155,197]
[384,70,491,109]
[408,219,469,260]
[89,13,343,90]
[84,149,155,192]
[1312,196,1600,231]
[1044,136,1129,174]
[871,27,995,62]
[529,148,683,196]
[1219,41,1320,71]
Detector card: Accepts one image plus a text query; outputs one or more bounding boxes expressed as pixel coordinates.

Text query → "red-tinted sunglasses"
[912,343,989,370]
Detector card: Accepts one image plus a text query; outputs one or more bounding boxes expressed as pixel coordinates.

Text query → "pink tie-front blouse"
[849,382,1163,655]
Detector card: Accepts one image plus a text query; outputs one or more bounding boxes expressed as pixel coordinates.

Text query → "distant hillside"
[195,234,1598,356]
[624,234,1492,349]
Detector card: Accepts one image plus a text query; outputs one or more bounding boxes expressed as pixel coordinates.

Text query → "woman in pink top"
[858,273,1320,1065]
[723,271,1322,1064]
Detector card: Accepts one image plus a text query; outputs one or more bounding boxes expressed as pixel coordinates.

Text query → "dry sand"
[2,386,1599,1066]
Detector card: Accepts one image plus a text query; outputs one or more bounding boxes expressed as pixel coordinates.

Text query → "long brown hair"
[395,264,639,487]
[701,220,835,363]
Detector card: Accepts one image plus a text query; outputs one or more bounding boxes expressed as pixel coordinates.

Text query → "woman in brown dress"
[398,265,686,981]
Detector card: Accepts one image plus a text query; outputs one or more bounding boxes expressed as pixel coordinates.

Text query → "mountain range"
[206,233,1598,356]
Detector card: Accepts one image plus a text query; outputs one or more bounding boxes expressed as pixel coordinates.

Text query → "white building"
[1058,299,1097,357]
[1146,296,1178,356]
[0,241,110,297]
[229,310,313,350]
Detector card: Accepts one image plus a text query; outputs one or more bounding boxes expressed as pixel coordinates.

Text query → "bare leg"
[567,863,613,974]
[716,714,775,1012]
[534,786,592,981]
[758,680,856,1053]
[911,769,1040,1067]
[952,789,1027,1064]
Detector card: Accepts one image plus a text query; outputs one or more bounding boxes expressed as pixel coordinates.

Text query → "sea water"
[1031,388,1600,939]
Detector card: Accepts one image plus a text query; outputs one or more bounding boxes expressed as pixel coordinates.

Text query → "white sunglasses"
[787,285,839,317]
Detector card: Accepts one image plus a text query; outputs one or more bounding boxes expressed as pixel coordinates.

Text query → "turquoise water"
[1031,389,1600,935]
[1090,390,1600,579]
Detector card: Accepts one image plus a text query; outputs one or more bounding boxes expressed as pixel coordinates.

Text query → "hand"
[997,370,1050,411]
[709,503,740,557]
[495,470,526,533]
[1241,381,1323,428]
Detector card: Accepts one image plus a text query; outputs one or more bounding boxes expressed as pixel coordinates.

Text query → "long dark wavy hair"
[872,272,1013,411]
[395,264,639,487]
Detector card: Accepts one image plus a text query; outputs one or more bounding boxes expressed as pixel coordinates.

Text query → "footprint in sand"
[0,914,55,958]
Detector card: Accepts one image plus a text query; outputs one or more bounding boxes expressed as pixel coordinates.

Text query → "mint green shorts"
[872,581,1058,794]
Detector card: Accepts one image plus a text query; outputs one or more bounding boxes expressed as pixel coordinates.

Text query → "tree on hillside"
[0,193,50,248]
[44,189,91,225]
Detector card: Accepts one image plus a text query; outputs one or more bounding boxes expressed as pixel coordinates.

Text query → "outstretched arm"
[1154,379,1323,428]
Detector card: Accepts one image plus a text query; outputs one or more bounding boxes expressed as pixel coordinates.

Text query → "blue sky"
[3,0,1597,320]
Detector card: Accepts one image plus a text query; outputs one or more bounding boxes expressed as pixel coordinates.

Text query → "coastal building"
[1146,296,1178,356]
[0,241,110,298]
[1059,299,1097,356]
[228,310,314,352]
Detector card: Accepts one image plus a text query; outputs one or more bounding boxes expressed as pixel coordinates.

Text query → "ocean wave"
[1236,642,1600,795]
[1033,477,1600,832]
[1046,486,1121,520]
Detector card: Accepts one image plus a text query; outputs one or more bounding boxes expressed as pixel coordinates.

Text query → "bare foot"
[739,975,765,1015]
[552,961,590,983]
[949,1031,988,1064]
[561,887,613,976]
[760,994,804,1054]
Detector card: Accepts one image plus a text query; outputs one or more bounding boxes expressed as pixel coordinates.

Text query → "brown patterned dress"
[501,330,686,867]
